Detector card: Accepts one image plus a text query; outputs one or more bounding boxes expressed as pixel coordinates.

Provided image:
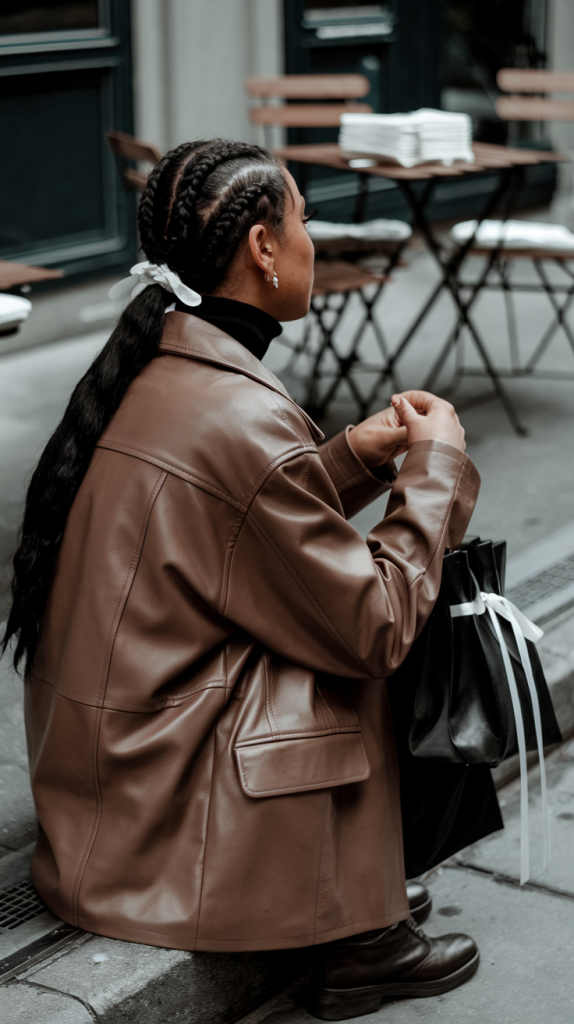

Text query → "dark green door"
[0,1,136,278]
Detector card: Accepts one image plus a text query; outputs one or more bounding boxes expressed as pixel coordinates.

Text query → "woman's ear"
[248,223,274,279]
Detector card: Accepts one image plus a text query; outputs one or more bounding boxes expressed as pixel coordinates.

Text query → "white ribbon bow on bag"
[450,590,548,885]
[109,262,202,308]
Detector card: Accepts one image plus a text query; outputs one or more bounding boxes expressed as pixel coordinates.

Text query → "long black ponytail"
[3,138,288,674]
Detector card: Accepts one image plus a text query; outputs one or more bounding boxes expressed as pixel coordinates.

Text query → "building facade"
[1,1,573,281]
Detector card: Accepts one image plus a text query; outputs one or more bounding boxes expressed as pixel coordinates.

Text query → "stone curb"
[1,919,306,1024]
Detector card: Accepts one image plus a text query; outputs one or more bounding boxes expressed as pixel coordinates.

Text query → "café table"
[275,141,566,435]
[0,259,62,291]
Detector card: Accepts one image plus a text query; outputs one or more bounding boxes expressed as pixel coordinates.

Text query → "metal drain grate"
[506,552,574,610]
[0,880,47,931]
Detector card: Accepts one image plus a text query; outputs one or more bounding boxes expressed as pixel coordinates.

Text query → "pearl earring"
[272,272,279,289]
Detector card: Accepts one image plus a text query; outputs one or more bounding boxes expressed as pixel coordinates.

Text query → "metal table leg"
[382,170,529,435]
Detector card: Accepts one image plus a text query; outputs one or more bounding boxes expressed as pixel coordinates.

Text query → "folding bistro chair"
[245,74,412,419]
[433,69,574,389]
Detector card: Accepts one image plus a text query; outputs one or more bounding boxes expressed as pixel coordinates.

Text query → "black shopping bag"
[408,537,561,764]
[387,537,561,880]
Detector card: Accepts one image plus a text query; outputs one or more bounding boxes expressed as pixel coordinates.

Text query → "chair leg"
[422,313,464,392]
[304,294,351,414]
[499,258,521,373]
[314,282,402,420]
[280,314,314,374]
[525,259,574,370]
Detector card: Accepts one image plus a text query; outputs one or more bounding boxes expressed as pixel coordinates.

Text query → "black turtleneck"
[174,294,282,362]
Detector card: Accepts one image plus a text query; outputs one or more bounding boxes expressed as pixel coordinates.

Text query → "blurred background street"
[2,238,574,620]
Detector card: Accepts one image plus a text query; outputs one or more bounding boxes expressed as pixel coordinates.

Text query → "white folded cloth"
[306,218,412,242]
[339,108,474,168]
[451,219,574,250]
[0,293,32,330]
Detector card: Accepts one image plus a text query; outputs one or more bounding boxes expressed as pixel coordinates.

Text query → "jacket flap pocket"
[234,732,370,798]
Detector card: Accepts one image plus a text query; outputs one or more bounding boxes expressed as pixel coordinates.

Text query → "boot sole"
[410,894,432,925]
[308,949,479,1020]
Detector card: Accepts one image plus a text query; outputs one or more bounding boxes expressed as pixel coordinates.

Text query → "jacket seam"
[97,439,318,522]
[263,652,279,737]
[217,446,321,616]
[316,684,339,730]
[194,691,227,947]
[96,441,246,511]
[406,458,466,589]
[268,387,309,447]
[71,470,168,920]
[234,725,362,745]
[68,702,102,926]
[97,471,168,703]
[233,486,376,678]
[27,673,228,711]
[314,791,331,943]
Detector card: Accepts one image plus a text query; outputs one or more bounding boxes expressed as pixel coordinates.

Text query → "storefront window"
[0,2,100,36]
[442,0,548,143]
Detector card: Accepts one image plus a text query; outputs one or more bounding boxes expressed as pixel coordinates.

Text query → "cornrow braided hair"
[4,137,289,675]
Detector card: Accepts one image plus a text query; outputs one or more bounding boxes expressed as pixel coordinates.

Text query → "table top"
[0,259,63,290]
[274,141,567,181]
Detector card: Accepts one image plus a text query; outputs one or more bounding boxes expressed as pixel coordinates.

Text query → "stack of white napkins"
[306,218,412,242]
[0,293,32,333]
[452,219,574,250]
[339,109,474,168]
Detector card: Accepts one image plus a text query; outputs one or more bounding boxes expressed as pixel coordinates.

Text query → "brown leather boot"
[308,917,479,1020]
[406,880,431,924]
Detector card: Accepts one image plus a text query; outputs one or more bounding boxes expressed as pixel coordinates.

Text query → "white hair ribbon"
[108,262,202,307]
[450,590,549,886]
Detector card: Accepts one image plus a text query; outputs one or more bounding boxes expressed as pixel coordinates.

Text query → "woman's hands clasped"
[348,390,466,469]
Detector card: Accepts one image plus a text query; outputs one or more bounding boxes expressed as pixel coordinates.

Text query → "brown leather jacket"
[26,312,480,952]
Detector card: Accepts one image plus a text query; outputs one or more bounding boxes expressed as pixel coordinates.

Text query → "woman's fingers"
[391,390,439,414]
[390,395,419,427]
[390,391,466,452]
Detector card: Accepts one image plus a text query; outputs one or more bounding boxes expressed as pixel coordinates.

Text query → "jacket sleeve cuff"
[319,426,397,520]
[398,439,481,550]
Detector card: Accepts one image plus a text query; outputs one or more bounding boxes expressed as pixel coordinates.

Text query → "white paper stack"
[0,293,32,333]
[339,109,474,168]
[452,219,574,250]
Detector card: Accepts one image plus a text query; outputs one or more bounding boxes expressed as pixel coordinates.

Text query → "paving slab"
[9,933,304,1024]
[240,865,574,1024]
[0,983,93,1023]
[21,933,189,1016]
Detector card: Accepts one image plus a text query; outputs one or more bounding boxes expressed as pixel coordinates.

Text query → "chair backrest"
[496,69,574,121]
[106,131,162,191]
[106,130,162,165]
[245,74,372,127]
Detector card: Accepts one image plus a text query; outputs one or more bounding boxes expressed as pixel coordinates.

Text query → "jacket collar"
[159,311,324,441]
